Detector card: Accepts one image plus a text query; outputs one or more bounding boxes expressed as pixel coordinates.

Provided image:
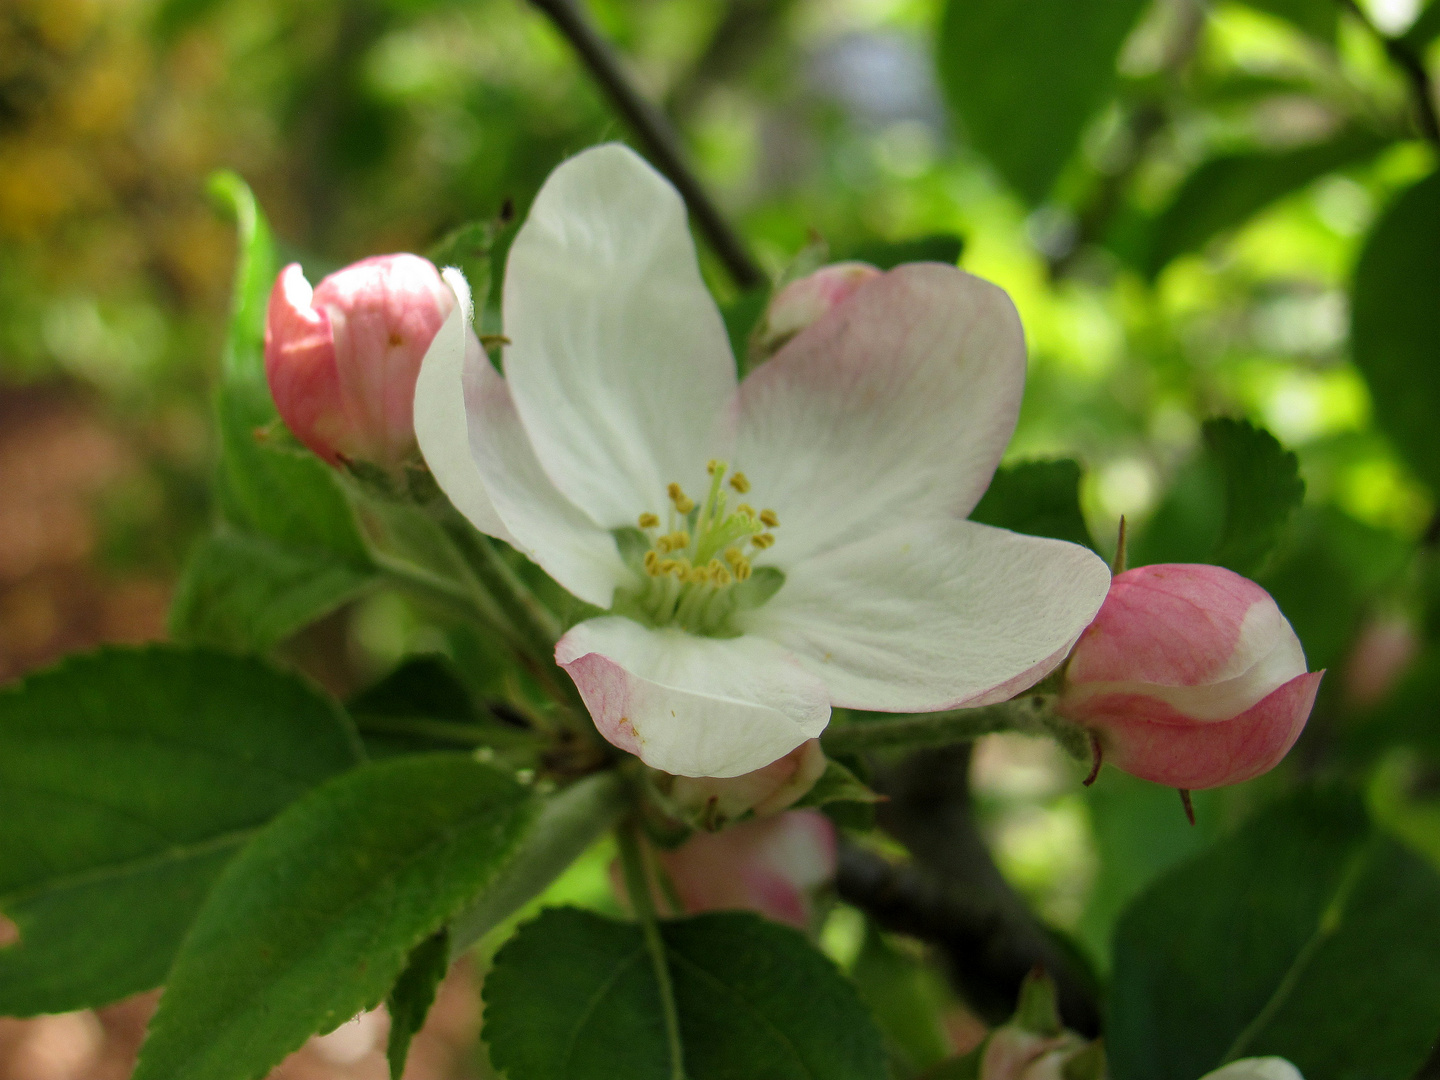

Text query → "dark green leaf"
[0,647,362,1016]
[971,459,1096,550]
[386,930,450,1080]
[936,0,1150,203]
[169,531,375,651]
[722,287,770,376]
[132,755,535,1080]
[426,217,498,313]
[1109,787,1440,1080]
[1242,0,1337,40]
[483,907,888,1080]
[852,923,952,1073]
[1134,419,1303,577]
[1402,0,1440,48]
[1352,170,1440,493]
[1143,131,1386,275]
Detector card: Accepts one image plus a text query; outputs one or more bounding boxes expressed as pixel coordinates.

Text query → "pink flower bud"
[264,254,455,470]
[754,261,881,356]
[667,739,827,829]
[1057,564,1323,790]
[655,810,837,928]
[981,1029,1089,1080]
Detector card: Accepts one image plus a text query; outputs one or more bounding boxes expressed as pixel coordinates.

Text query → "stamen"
[729,472,751,494]
[644,550,660,575]
[723,548,744,567]
[667,483,695,514]
[759,509,779,527]
[736,503,756,520]
[638,512,660,529]
[733,559,752,581]
[707,459,725,477]
[752,532,775,550]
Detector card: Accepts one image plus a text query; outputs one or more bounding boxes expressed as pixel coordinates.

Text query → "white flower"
[414,144,1111,778]
[1199,1059,1305,1080]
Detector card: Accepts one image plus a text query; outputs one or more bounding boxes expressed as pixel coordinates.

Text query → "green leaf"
[1401,0,1440,47]
[936,0,1150,203]
[839,234,964,269]
[132,755,536,1080]
[971,459,1096,550]
[483,907,889,1080]
[0,647,362,1016]
[794,758,884,810]
[1242,0,1337,40]
[1134,419,1303,577]
[1109,788,1440,1080]
[1143,131,1386,275]
[207,171,275,399]
[1352,170,1440,493]
[386,930,450,1080]
[169,531,375,651]
[852,923,952,1073]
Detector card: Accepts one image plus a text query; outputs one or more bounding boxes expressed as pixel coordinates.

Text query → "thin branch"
[822,695,1089,760]
[618,818,687,1080]
[525,0,766,290]
[1335,0,1440,145]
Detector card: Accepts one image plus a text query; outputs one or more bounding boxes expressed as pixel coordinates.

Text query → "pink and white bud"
[754,261,881,357]
[667,739,827,829]
[655,809,837,928]
[1057,564,1322,790]
[264,254,455,470]
[1342,613,1418,709]
[981,1029,1089,1080]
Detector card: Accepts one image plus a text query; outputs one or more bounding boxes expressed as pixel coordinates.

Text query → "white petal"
[413,269,513,543]
[735,263,1025,566]
[503,144,737,528]
[1200,1060,1305,1080]
[556,616,832,778]
[740,519,1111,712]
[463,341,630,609]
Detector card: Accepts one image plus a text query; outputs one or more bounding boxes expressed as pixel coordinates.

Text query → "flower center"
[612,460,784,635]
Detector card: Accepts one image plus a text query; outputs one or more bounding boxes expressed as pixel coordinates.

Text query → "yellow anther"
[734,558,752,581]
[644,550,660,575]
[668,482,696,514]
[759,509,779,528]
[724,548,744,567]
[659,558,682,576]
[686,565,710,585]
[714,565,734,586]
[736,503,756,520]
[752,532,775,550]
[638,512,660,529]
[707,459,726,477]
[655,530,689,554]
[729,472,751,494]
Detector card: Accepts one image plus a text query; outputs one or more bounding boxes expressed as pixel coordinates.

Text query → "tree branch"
[524,0,766,290]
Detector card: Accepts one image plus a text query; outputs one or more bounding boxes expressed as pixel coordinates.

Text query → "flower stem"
[617,817,687,1080]
[523,0,765,290]
[821,696,1088,759]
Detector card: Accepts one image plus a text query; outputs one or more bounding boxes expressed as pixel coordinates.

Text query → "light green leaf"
[1352,170,1440,493]
[936,0,1150,203]
[1143,131,1386,275]
[133,755,536,1080]
[1109,788,1440,1080]
[794,758,884,809]
[971,459,1096,550]
[482,907,889,1080]
[0,647,362,1016]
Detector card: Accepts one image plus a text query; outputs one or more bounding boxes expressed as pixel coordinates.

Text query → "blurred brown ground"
[0,386,486,1078]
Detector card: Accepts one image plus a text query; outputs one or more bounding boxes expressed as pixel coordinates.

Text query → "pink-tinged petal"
[1065,564,1291,688]
[668,739,827,827]
[413,269,514,543]
[1200,1060,1306,1080]
[556,616,831,778]
[655,810,837,928]
[754,261,881,357]
[265,264,346,465]
[740,519,1110,712]
[734,263,1025,566]
[1087,671,1323,789]
[463,336,630,608]
[502,144,737,529]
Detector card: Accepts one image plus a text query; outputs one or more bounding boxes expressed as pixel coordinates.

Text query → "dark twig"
[837,745,1102,1034]
[1335,0,1440,145]
[524,0,766,290]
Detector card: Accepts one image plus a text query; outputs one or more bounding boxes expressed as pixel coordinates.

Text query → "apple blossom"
[753,260,882,357]
[665,738,827,829]
[415,143,1111,779]
[265,253,455,470]
[1057,563,1322,790]
[652,809,837,928]
[1199,1060,1304,1080]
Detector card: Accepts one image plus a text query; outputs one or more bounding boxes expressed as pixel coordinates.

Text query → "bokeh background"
[2,0,1438,1075]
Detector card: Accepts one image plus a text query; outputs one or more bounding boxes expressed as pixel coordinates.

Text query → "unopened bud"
[667,739,826,830]
[1057,564,1322,790]
[754,261,881,358]
[264,254,455,470]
